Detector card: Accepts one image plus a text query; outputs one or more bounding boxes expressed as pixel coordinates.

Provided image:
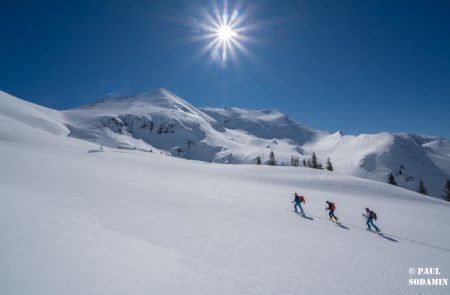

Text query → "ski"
[366,228,383,235]
[292,210,314,220]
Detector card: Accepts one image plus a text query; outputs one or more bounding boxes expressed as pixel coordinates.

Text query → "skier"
[292,193,305,214]
[363,208,380,232]
[325,201,339,222]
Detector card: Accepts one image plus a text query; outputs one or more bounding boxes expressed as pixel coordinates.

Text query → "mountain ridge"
[1,89,449,198]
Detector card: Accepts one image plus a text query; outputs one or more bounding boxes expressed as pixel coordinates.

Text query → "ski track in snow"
[294,211,450,252]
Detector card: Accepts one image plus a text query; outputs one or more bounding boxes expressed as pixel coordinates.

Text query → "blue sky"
[1,0,449,138]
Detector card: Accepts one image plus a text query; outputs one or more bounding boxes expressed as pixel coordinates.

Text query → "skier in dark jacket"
[363,208,380,232]
[325,201,338,222]
[292,193,305,214]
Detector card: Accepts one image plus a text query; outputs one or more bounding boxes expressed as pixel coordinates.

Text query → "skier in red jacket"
[325,201,339,222]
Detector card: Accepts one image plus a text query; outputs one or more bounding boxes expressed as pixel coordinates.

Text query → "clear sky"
[1,0,449,138]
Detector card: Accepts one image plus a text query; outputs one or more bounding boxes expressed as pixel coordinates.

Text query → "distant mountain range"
[1,88,449,198]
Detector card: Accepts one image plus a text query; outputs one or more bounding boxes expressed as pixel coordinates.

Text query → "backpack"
[371,211,377,221]
[300,196,305,203]
[330,202,336,210]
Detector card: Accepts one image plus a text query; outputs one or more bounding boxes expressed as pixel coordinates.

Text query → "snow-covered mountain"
[201,106,450,198]
[2,89,449,198]
[63,88,226,161]
[305,132,450,198]
[62,89,324,164]
[1,88,450,295]
[200,106,324,144]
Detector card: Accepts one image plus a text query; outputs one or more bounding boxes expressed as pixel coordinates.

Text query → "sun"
[157,1,275,67]
[217,25,237,42]
[185,1,262,66]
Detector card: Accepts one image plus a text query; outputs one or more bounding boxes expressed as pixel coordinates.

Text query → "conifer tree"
[311,152,320,169]
[291,156,299,167]
[268,151,277,166]
[302,158,307,167]
[326,158,333,171]
[388,172,397,186]
[417,179,428,195]
[442,179,450,201]
[256,156,261,165]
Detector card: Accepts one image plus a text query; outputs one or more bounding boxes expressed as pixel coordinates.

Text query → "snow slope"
[1,90,450,295]
[305,132,450,198]
[0,90,68,142]
[2,89,449,198]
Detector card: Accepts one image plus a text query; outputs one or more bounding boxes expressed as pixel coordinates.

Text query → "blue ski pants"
[294,201,303,213]
[366,218,379,231]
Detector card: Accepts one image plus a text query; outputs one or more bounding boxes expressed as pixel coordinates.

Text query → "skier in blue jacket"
[363,208,380,232]
[292,193,305,214]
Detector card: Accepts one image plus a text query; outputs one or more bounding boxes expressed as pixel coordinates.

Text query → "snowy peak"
[62,89,228,158]
[71,88,221,128]
[201,106,323,145]
[77,88,199,115]
[123,88,199,114]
